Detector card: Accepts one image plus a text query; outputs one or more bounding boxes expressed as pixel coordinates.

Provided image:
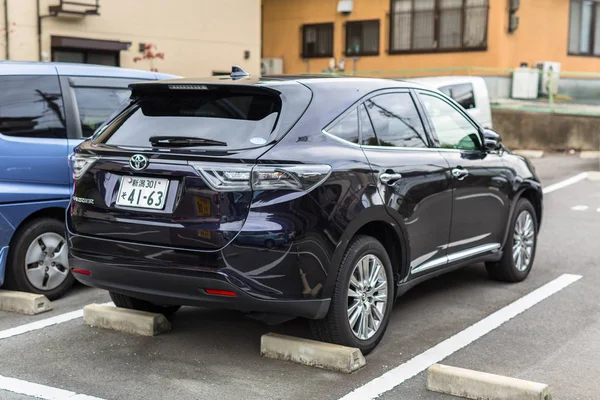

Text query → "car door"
[417,90,510,260]
[359,91,453,276]
[0,74,71,204]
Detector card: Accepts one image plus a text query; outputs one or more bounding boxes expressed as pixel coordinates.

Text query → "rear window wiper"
[149,136,227,147]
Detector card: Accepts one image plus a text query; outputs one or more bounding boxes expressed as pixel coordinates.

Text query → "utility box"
[512,68,539,99]
[261,58,284,75]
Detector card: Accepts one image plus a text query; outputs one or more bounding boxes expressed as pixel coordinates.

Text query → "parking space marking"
[0,374,104,400]
[338,273,582,400]
[0,302,113,341]
[542,172,589,194]
[571,205,589,211]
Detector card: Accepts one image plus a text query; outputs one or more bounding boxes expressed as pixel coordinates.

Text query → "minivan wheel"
[486,198,538,282]
[109,292,181,317]
[4,218,74,300]
[310,235,394,354]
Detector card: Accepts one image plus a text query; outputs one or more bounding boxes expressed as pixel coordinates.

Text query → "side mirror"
[482,129,502,151]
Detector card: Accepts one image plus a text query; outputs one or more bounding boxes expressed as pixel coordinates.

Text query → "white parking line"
[543,172,589,194]
[571,205,589,211]
[0,374,104,400]
[0,302,113,341]
[338,273,582,400]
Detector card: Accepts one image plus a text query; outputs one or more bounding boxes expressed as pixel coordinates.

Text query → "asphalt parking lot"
[0,154,598,400]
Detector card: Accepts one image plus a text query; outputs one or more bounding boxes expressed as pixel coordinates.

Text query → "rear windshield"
[94,91,281,150]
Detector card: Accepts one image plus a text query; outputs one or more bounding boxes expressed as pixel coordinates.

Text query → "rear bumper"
[69,253,330,319]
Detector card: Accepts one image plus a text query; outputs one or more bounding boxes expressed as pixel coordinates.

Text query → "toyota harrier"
[67,70,542,353]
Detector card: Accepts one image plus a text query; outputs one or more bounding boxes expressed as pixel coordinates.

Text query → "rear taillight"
[72,268,91,276]
[190,163,331,193]
[193,164,254,191]
[252,165,331,192]
[205,289,237,297]
[69,153,99,180]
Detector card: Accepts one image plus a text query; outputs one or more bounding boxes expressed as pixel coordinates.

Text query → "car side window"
[327,107,359,144]
[73,87,131,138]
[439,83,476,110]
[420,93,481,151]
[359,104,378,146]
[364,93,428,148]
[0,75,66,139]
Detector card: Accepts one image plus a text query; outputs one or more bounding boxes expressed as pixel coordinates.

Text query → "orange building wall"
[262,0,600,76]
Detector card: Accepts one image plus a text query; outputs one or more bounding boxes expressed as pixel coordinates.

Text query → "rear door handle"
[452,168,469,180]
[379,173,403,185]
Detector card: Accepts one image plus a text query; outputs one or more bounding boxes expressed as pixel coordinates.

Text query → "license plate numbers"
[117,177,169,210]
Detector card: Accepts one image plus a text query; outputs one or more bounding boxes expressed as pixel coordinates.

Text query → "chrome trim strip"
[411,256,448,274]
[411,242,501,275]
[321,129,466,153]
[447,243,501,263]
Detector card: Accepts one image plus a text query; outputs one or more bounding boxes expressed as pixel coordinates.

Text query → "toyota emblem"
[129,154,149,171]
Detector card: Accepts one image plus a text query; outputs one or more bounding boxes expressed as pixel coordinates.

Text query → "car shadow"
[165,263,496,352]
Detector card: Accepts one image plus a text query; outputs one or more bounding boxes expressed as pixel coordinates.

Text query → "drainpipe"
[3,0,8,60]
[36,0,41,61]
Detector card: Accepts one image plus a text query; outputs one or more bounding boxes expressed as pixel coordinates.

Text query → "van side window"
[73,87,131,137]
[439,83,476,110]
[0,76,66,139]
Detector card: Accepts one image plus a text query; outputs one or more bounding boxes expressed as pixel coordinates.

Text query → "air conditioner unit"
[535,61,561,95]
[261,58,284,75]
[512,68,539,99]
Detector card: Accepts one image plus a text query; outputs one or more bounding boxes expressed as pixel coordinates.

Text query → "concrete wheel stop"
[427,364,552,400]
[83,304,171,336]
[0,290,52,315]
[260,333,365,373]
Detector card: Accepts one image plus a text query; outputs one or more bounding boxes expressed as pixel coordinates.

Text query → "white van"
[407,76,493,129]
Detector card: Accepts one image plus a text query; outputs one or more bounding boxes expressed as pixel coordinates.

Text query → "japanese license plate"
[116,176,169,210]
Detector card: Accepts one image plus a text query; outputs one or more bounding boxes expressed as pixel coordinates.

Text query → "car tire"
[309,235,394,354]
[109,291,181,317]
[486,198,538,283]
[4,218,74,300]
[265,239,275,249]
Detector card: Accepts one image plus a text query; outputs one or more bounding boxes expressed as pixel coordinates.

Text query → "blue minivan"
[0,62,175,299]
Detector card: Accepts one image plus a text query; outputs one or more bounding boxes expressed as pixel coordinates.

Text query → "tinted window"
[302,23,334,58]
[364,93,428,148]
[327,108,359,144]
[0,75,66,139]
[74,87,131,137]
[96,91,280,150]
[439,83,476,110]
[420,93,481,150]
[359,104,378,146]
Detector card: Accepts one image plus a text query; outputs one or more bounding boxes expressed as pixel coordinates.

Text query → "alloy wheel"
[347,254,388,340]
[24,232,69,291]
[513,210,535,272]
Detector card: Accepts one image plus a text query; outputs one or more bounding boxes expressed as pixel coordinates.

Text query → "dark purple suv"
[67,70,542,353]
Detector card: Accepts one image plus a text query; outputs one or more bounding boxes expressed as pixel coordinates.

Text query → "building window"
[389,0,489,54]
[302,23,334,58]
[52,49,119,66]
[346,20,380,56]
[569,0,600,56]
[50,36,130,66]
